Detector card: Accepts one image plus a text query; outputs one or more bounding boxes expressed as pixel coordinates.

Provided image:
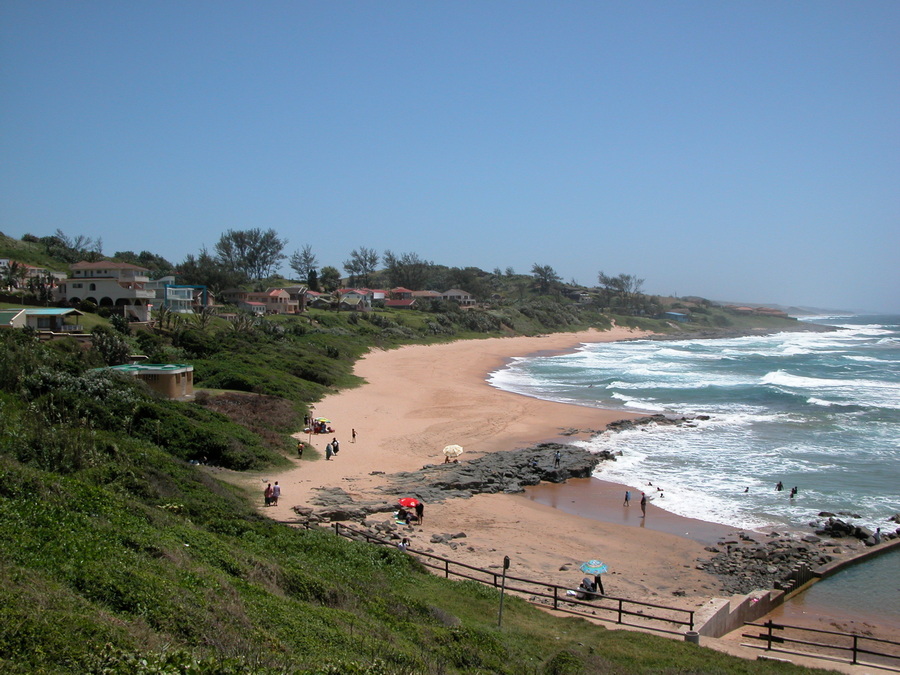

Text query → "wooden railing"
[743,620,900,668]
[304,521,695,635]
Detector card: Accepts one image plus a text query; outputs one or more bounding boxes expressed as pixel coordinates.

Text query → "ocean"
[488,315,900,625]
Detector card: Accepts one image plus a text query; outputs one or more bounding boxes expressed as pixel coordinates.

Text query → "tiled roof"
[71,261,150,271]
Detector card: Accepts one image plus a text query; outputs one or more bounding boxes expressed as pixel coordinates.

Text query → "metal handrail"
[315,520,694,633]
[743,620,900,667]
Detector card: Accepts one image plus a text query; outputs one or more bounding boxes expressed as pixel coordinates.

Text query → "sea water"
[488,315,900,623]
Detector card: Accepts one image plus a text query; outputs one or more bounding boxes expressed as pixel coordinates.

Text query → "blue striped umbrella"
[580,560,608,575]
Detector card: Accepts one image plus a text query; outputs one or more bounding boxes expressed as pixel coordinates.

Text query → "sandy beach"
[245,327,742,607]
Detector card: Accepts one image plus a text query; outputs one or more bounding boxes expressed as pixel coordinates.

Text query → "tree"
[49,229,104,262]
[319,266,341,292]
[306,269,320,292]
[178,247,244,295]
[597,271,645,313]
[382,250,433,290]
[531,263,561,295]
[214,228,287,281]
[342,247,379,287]
[26,271,56,305]
[191,306,217,332]
[288,244,318,281]
[114,250,176,279]
[91,326,130,366]
[1,261,26,290]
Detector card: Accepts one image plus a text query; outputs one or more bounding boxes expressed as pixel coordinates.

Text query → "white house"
[55,261,155,322]
[442,288,475,306]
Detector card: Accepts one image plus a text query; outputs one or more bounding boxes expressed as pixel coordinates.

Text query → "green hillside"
[0,329,837,674]
[0,230,836,672]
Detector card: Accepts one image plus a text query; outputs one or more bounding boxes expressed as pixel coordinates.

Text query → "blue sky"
[2,1,898,312]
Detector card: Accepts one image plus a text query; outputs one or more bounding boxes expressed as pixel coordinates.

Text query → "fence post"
[765,620,774,651]
[852,635,858,664]
[444,560,449,578]
[552,586,558,610]
[617,599,623,624]
[688,610,694,632]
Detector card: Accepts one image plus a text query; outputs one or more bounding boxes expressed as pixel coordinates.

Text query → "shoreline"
[225,324,900,645]
[244,327,738,606]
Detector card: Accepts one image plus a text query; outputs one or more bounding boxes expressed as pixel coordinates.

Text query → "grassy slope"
[0,234,834,673]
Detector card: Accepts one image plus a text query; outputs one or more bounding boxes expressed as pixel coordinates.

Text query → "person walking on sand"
[297,440,304,458]
[325,442,334,460]
[272,481,281,506]
[623,490,631,507]
[640,492,647,517]
[332,437,340,455]
[264,483,273,507]
[352,428,357,443]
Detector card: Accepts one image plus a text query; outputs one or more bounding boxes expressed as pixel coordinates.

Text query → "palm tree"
[191,306,217,331]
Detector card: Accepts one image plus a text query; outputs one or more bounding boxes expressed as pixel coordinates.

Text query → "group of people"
[263,481,281,506]
[775,481,799,498]
[325,437,341,460]
[567,574,605,600]
[622,490,651,516]
[396,502,425,526]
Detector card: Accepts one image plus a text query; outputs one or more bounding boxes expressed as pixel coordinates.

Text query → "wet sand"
[524,478,734,546]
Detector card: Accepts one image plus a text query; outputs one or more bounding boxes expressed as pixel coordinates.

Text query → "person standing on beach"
[352,428,357,443]
[325,442,334,460]
[415,501,424,525]
[554,450,561,468]
[332,437,340,455]
[623,490,631,507]
[264,483,273,506]
[640,492,647,517]
[272,481,281,506]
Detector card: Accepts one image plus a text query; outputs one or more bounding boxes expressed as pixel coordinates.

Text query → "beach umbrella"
[398,497,420,508]
[315,417,331,423]
[580,560,608,575]
[442,444,464,458]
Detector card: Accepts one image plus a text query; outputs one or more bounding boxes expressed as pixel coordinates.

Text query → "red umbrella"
[398,497,419,508]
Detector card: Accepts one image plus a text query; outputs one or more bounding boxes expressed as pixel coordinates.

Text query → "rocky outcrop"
[696,522,900,595]
[291,442,614,525]
[605,414,710,432]
[696,532,837,595]
[812,514,898,547]
[383,442,609,501]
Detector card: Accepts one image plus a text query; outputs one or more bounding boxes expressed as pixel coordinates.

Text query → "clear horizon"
[1,2,898,313]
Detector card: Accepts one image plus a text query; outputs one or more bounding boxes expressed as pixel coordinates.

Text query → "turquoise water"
[489,315,900,623]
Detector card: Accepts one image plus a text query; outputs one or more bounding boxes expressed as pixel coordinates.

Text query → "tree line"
[11,228,656,314]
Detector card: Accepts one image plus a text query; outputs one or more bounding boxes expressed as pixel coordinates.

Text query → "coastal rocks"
[380,442,608,501]
[811,516,899,545]
[291,486,395,523]
[696,534,837,595]
[291,443,614,526]
[605,414,710,433]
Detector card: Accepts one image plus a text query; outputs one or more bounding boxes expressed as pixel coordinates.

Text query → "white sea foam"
[487,317,900,531]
